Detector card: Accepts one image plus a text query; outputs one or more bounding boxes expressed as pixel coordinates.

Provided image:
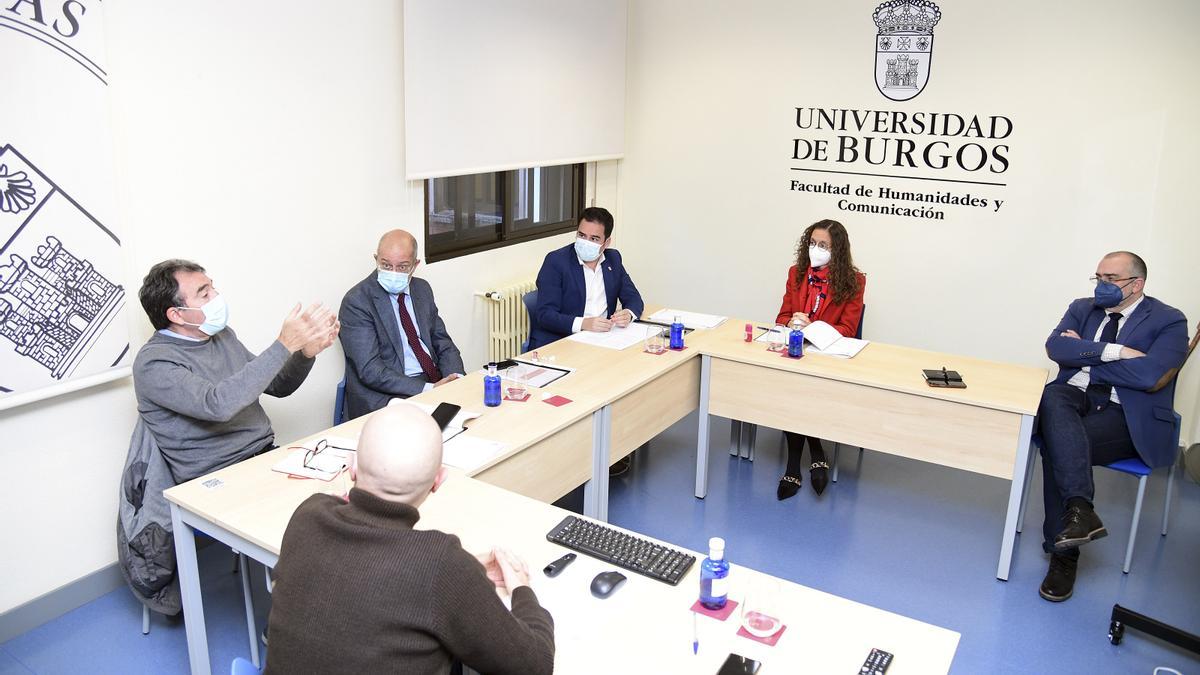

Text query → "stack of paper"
[566,322,658,350]
[753,321,869,358]
[647,309,727,329]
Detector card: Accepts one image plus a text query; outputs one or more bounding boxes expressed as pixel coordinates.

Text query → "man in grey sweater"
[133,259,339,482]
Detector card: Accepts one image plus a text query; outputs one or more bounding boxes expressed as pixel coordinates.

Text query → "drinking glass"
[740,578,783,638]
[644,328,667,354]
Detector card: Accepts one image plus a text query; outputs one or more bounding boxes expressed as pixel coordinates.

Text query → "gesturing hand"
[278,303,335,354]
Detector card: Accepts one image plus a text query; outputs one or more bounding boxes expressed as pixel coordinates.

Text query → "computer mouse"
[589,571,627,599]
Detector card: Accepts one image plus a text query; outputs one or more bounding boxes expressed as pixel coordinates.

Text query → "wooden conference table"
[691,320,1048,581]
[165,455,960,674]
[165,312,1044,672]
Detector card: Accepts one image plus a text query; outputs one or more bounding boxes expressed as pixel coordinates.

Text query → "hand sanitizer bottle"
[699,537,730,610]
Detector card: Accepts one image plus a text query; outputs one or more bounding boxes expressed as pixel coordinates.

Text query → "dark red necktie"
[397,294,442,382]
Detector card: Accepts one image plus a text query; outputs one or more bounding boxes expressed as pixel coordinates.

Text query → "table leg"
[170,503,212,675]
[238,554,260,668]
[729,419,742,457]
[996,414,1034,581]
[583,405,612,521]
[695,355,712,498]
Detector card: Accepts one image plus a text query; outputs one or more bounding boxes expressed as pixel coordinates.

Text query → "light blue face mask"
[377,269,411,295]
[176,294,229,336]
[575,238,603,263]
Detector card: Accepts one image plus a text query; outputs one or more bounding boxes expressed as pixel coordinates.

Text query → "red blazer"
[775,266,866,338]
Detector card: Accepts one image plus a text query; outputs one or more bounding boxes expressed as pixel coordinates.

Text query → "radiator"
[479,278,537,362]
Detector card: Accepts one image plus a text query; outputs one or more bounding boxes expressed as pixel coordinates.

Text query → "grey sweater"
[132,327,314,483]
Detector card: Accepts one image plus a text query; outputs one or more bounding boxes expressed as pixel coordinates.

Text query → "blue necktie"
[1085,312,1123,412]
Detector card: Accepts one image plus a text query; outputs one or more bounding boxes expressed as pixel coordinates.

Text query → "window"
[424,163,586,262]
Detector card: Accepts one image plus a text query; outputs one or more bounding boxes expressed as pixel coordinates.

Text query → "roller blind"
[403,0,627,180]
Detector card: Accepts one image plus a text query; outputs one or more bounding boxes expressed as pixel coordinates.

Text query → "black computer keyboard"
[545,515,696,585]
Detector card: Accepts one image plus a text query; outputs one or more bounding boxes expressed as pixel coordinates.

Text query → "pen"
[692,612,698,654]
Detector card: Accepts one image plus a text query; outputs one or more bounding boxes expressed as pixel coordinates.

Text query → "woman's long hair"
[793,219,862,305]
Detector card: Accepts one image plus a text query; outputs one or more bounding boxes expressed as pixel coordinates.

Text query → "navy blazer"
[529,243,645,350]
[338,272,465,420]
[1045,295,1188,467]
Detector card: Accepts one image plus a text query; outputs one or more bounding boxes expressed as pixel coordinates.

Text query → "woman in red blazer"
[775,219,865,499]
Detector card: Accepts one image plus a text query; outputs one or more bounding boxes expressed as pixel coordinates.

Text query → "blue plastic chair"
[1016,412,1182,573]
[232,656,260,675]
[333,377,346,426]
[521,290,539,354]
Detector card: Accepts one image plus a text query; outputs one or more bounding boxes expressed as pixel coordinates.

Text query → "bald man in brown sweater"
[263,404,555,675]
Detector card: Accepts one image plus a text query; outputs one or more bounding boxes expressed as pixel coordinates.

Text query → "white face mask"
[175,294,229,336]
[808,245,832,268]
[575,238,603,262]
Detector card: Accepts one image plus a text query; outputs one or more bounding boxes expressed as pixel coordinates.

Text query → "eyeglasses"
[1089,276,1139,285]
[289,439,355,473]
[378,261,416,273]
[808,241,831,251]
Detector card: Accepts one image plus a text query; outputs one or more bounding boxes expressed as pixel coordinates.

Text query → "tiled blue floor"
[3,414,1197,673]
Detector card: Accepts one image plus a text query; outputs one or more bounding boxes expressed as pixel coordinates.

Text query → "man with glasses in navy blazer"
[1036,251,1188,602]
[528,206,645,351]
[339,230,465,420]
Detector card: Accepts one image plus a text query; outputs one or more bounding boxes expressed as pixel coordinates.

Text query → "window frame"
[424,163,587,263]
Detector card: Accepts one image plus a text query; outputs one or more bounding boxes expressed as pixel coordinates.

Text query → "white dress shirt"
[388,290,463,393]
[571,253,610,333]
[1066,294,1144,405]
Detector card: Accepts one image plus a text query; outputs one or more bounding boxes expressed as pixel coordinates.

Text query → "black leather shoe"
[810,461,830,496]
[1053,503,1107,551]
[1038,553,1078,602]
[776,475,801,500]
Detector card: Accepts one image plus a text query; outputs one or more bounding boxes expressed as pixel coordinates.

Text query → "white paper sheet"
[566,322,658,350]
[441,435,510,472]
[647,309,727,329]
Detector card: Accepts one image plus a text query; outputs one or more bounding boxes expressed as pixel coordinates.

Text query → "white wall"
[618,1,1200,440]
[0,1,615,614]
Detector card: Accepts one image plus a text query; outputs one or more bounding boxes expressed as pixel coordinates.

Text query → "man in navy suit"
[528,206,645,350]
[1037,251,1188,602]
[338,230,465,420]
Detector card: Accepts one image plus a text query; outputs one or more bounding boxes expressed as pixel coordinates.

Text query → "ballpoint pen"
[693,612,699,655]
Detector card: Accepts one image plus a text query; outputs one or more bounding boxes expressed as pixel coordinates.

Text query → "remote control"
[543,552,577,577]
[859,648,893,674]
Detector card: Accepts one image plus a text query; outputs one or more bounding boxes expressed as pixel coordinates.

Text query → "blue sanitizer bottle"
[670,316,685,350]
[699,537,730,610]
[483,362,501,407]
[788,321,804,358]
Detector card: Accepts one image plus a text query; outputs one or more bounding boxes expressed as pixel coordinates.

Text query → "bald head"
[354,403,444,506]
[377,229,418,261]
[1102,250,1147,280]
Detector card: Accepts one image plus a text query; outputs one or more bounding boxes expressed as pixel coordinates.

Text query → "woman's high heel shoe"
[809,461,830,496]
[776,474,802,500]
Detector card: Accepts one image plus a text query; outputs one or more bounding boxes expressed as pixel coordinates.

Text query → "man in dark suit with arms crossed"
[1037,250,1188,602]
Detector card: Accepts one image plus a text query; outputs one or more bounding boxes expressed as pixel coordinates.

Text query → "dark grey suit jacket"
[338,272,465,419]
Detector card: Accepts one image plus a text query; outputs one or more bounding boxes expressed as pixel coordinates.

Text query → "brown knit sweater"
[263,489,555,675]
